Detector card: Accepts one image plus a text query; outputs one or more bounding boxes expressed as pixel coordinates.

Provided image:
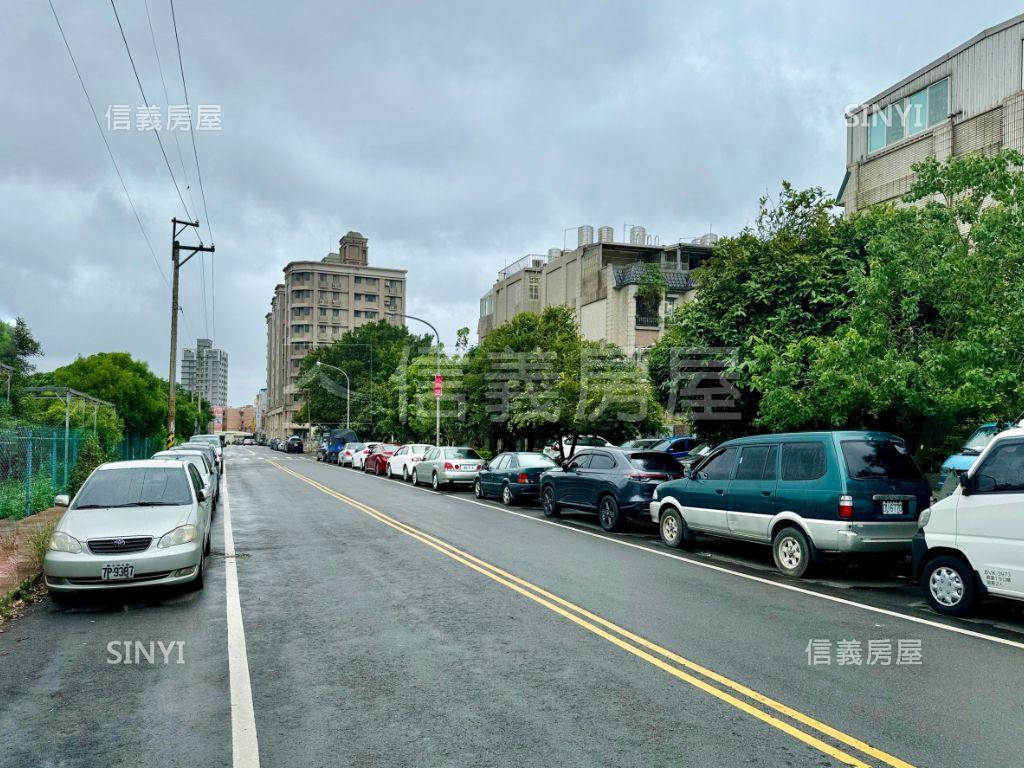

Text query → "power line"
[109,0,192,220]
[170,0,216,342]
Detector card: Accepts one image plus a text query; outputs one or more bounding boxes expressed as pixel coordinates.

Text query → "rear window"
[573,437,608,447]
[630,453,683,471]
[74,467,193,508]
[444,448,481,459]
[781,442,827,481]
[517,453,557,468]
[841,440,924,481]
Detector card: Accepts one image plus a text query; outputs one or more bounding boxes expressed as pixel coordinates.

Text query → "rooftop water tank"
[598,226,615,243]
[630,225,647,245]
[578,225,594,247]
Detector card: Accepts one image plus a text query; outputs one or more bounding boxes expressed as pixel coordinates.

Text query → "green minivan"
[650,431,932,577]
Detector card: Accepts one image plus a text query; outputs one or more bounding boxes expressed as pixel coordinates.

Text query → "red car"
[363,444,399,475]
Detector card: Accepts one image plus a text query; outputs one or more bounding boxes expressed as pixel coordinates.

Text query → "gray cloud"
[2,0,1021,404]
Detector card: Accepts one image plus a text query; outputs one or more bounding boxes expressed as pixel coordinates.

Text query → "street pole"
[315,361,350,429]
[386,312,441,447]
[166,218,214,447]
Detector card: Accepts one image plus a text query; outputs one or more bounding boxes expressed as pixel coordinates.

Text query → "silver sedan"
[412,446,485,491]
[43,460,212,601]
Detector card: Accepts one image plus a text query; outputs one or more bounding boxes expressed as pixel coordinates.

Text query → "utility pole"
[167,218,214,446]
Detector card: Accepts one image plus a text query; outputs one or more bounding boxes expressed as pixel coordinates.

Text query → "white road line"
[221,464,261,767]
[332,465,1024,651]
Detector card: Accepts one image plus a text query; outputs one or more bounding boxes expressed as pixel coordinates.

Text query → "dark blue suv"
[540,448,685,531]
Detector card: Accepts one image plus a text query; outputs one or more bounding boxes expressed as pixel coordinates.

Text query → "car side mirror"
[959,472,972,496]
[197,488,208,502]
[55,494,70,507]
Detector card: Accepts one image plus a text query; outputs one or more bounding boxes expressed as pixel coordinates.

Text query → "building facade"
[181,338,228,408]
[840,14,1024,213]
[478,225,713,360]
[264,231,407,440]
[220,405,255,433]
[254,388,268,436]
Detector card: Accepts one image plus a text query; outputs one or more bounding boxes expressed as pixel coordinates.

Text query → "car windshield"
[152,453,208,476]
[841,440,925,481]
[650,439,672,451]
[74,467,192,508]
[411,444,431,453]
[630,453,684,471]
[347,443,365,450]
[516,453,557,468]
[378,444,399,452]
[444,448,481,459]
[962,425,999,454]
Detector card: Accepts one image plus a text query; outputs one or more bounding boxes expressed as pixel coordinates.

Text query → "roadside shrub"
[29,519,57,571]
[70,436,106,498]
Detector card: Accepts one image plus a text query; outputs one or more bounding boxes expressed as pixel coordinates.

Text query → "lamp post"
[386,311,441,447]
[315,361,350,429]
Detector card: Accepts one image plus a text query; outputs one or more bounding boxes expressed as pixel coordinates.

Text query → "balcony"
[635,314,660,329]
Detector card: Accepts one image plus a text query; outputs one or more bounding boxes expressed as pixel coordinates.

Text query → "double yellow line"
[272,461,914,768]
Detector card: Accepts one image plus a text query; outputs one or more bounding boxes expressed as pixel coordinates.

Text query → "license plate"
[882,500,904,515]
[101,563,135,581]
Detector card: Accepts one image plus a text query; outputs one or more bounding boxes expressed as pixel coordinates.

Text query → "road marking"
[355,467,1024,651]
[272,460,912,768]
[222,464,261,768]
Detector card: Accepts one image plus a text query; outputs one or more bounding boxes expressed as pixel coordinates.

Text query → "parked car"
[176,443,221,490]
[651,431,932,577]
[385,443,432,480]
[934,422,1002,493]
[324,428,359,463]
[242,437,255,446]
[475,451,558,505]
[191,434,224,468]
[152,448,218,509]
[619,438,662,450]
[338,442,365,466]
[44,460,212,601]
[649,435,699,460]
[413,446,485,490]
[913,427,1024,616]
[540,448,684,531]
[285,436,304,453]
[351,442,381,470]
[678,442,714,473]
[542,435,614,461]
[364,444,399,475]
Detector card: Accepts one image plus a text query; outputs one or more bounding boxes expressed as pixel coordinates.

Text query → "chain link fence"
[0,428,163,520]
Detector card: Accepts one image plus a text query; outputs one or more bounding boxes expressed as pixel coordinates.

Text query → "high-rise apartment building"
[264,231,407,439]
[181,338,229,408]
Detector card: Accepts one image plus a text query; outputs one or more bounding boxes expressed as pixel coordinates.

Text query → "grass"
[28,520,57,572]
[0,474,58,520]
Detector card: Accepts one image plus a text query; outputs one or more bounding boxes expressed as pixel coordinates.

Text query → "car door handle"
[715,488,724,495]
[761,490,772,497]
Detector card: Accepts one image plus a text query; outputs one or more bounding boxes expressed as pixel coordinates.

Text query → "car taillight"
[412,456,421,462]
[444,462,455,470]
[517,473,529,483]
[628,472,667,481]
[839,494,854,519]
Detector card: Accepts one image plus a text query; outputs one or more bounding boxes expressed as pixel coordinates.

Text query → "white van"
[913,427,1024,616]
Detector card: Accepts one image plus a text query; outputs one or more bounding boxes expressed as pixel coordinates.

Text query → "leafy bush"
[70,436,106,498]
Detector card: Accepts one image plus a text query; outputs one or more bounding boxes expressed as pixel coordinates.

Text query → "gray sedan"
[43,460,212,601]
[412,446,485,491]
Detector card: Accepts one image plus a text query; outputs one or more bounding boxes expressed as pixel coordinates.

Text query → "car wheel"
[772,526,815,578]
[402,466,409,481]
[412,469,419,486]
[541,486,560,518]
[386,464,393,479]
[432,472,441,491]
[502,484,515,507]
[923,556,978,616]
[474,479,484,498]
[659,507,690,549]
[598,494,624,532]
[204,529,212,555]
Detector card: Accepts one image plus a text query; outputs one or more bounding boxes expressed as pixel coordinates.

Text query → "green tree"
[0,317,42,415]
[750,150,1024,468]
[648,182,862,441]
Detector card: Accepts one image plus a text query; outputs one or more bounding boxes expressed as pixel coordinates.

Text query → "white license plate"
[101,563,135,581]
[882,500,904,515]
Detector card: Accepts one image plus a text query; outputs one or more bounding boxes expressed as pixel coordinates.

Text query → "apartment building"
[478,225,713,359]
[264,231,407,440]
[840,13,1024,213]
[180,338,228,408]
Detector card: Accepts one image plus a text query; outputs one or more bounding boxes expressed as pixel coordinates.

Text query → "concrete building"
[840,14,1024,213]
[478,225,713,360]
[264,231,407,440]
[221,405,255,433]
[181,338,228,408]
[254,388,268,436]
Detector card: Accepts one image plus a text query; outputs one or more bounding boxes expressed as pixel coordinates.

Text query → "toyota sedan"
[43,460,212,601]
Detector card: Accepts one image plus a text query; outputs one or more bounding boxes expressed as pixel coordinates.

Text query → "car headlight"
[48,531,82,554]
[918,507,931,528]
[158,525,198,549]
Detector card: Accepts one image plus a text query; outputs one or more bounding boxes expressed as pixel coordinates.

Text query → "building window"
[528,280,539,301]
[480,295,494,316]
[868,78,949,153]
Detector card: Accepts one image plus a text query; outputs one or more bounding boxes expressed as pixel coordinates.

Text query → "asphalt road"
[2,444,1023,767]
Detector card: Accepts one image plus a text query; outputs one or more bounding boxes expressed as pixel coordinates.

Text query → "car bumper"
[649,500,662,523]
[510,482,540,497]
[442,470,480,484]
[910,530,928,579]
[808,519,919,554]
[44,541,203,592]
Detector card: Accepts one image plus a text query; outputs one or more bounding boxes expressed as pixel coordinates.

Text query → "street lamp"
[386,311,441,447]
[315,361,350,429]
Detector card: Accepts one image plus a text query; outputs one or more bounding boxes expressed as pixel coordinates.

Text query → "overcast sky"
[2,1,1021,405]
